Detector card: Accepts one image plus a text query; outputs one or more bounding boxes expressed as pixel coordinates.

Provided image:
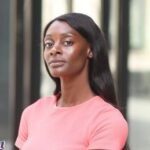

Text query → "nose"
[49,44,61,56]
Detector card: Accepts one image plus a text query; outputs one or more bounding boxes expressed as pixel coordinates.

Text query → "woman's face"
[43,20,91,78]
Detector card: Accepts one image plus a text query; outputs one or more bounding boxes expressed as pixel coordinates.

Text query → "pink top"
[15,95,128,150]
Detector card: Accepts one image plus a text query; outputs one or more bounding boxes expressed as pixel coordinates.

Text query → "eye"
[44,41,54,49]
[63,40,73,46]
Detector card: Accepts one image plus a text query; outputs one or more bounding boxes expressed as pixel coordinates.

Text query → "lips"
[48,59,66,67]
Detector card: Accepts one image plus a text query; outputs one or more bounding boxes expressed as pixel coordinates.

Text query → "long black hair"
[43,13,118,106]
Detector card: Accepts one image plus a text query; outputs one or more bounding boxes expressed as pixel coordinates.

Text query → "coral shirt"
[15,95,128,150]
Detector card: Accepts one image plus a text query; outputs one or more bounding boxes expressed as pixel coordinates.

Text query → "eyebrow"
[44,32,77,41]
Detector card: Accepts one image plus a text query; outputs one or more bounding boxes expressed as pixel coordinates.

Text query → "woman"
[15,13,128,150]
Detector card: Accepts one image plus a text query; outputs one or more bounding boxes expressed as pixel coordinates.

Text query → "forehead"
[45,20,79,36]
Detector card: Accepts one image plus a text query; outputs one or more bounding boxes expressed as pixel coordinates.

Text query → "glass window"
[128,0,150,149]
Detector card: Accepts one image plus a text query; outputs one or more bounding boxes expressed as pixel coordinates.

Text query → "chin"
[49,66,68,77]
[50,73,61,78]
[50,70,64,78]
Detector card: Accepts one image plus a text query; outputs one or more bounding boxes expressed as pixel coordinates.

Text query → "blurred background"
[0,0,150,149]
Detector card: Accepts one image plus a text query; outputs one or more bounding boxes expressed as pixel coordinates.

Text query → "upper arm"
[15,108,29,149]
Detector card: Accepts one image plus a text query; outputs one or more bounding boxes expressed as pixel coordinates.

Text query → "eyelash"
[44,40,74,49]
[44,42,54,49]
[64,40,73,46]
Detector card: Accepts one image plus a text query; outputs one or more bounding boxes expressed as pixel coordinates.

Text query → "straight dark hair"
[43,12,118,106]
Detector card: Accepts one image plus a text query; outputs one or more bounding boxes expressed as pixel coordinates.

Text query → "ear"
[87,48,93,58]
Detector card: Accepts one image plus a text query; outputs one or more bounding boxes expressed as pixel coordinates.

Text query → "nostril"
[57,51,61,54]
[49,47,61,56]
[50,42,62,55]
[50,52,53,56]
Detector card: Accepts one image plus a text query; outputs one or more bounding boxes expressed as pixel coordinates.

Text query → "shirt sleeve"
[88,110,128,150]
[15,107,30,149]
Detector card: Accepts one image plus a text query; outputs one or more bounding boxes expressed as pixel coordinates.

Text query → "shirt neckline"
[52,95,101,110]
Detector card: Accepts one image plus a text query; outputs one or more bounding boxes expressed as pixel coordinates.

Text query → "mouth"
[48,60,66,68]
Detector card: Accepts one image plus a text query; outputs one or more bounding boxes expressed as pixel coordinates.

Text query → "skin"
[43,21,95,107]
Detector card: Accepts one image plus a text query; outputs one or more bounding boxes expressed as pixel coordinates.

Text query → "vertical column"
[30,0,41,103]
[117,0,130,118]
[101,0,110,49]
[9,0,41,149]
[66,0,73,12]
[23,0,41,105]
[9,0,24,148]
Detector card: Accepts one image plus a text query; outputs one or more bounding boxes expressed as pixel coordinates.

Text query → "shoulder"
[90,96,128,131]
[22,95,56,117]
[88,96,128,149]
[90,96,126,119]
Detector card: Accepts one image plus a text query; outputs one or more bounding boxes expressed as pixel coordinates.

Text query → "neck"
[57,72,95,107]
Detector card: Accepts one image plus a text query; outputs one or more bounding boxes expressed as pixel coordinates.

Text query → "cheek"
[43,50,48,62]
[69,49,88,63]
[66,50,88,71]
